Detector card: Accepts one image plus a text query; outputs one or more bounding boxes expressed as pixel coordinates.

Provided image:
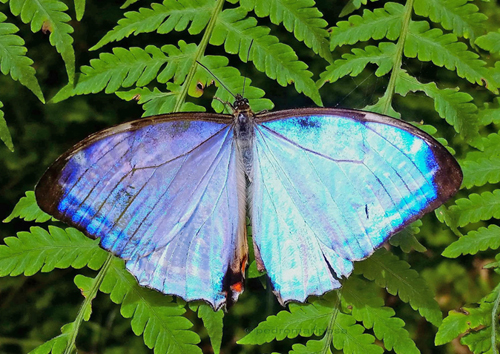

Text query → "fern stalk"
[173,0,225,112]
[492,287,500,354]
[380,0,414,115]
[322,291,341,354]
[64,254,113,354]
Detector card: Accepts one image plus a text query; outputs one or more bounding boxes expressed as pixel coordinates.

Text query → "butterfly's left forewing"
[251,109,462,304]
[36,114,247,310]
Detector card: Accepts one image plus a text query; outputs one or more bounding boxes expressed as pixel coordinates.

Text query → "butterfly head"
[232,94,251,112]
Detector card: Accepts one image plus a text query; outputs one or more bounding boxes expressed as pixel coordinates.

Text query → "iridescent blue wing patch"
[36,114,248,310]
[251,109,462,304]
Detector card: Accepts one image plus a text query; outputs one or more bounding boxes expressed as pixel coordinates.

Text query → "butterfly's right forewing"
[36,114,247,310]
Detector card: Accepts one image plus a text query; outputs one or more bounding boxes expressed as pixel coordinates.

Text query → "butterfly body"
[36,97,462,310]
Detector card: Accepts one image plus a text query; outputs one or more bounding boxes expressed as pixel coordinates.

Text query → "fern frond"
[6,0,75,83]
[189,304,223,354]
[476,30,500,54]
[121,0,140,9]
[343,277,419,354]
[436,283,500,352]
[100,258,202,354]
[52,42,197,102]
[318,42,396,86]
[74,0,85,21]
[289,338,329,354]
[329,2,404,49]
[0,226,107,277]
[211,7,322,105]
[406,21,497,91]
[448,190,500,228]
[478,99,500,125]
[3,191,52,223]
[395,70,478,141]
[91,0,214,51]
[0,100,13,151]
[330,312,383,354]
[442,225,500,258]
[413,0,487,42]
[0,12,44,102]
[240,0,331,61]
[389,221,426,253]
[355,248,442,326]
[28,322,76,354]
[238,301,333,344]
[461,155,500,188]
[466,132,500,160]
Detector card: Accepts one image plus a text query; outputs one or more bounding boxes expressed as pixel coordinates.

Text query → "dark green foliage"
[1,0,499,353]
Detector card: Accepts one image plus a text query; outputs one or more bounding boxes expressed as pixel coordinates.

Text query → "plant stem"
[174,0,225,112]
[381,0,414,115]
[64,254,114,354]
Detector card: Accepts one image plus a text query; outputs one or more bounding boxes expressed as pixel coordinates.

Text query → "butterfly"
[35,94,462,310]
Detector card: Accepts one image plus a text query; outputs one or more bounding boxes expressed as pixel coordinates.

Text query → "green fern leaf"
[121,0,140,9]
[355,248,442,326]
[91,0,214,51]
[237,301,333,344]
[318,42,396,86]
[116,85,206,116]
[74,0,85,21]
[339,0,378,17]
[443,225,500,258]
[466,133,500,161]
[28,322,76,354]
[461,155,500,188]
[477,100,500,125]
[329,2,404,49]
[476,30,500,54]
[211,7,321,105]
[7,0,75,83]
[0,226,107,276]
[289,337,330,354]
[0,12,44,102]
[343,277,419,354]
[395,70,478,141]
[413,0,487,42]
[460,329,493,354]
[3,191,52,223]
[389,220,426,253]
[240,0,331,61]
[100,258,202,354]
[74,274,98,321]
[448,190,500,228]
[0,100,13,151]
[406,21,497,91]
[189,303,223,354]
[436,283,499,346]
[331,312,383,354]
[53,41,199,102]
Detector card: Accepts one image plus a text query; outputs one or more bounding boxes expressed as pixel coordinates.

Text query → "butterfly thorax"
[232,94,255,179]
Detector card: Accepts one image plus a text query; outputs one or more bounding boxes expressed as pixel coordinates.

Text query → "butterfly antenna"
[196,60,236,99]
[241,40,254,98]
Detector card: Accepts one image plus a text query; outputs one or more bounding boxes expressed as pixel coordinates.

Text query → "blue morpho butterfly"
[35,92,463,311]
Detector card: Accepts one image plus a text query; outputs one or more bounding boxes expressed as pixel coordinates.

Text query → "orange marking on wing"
[231,282,243,293]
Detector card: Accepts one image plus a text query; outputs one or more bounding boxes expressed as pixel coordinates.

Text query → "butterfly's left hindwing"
[36,115,247,310]
[251,109,462,304]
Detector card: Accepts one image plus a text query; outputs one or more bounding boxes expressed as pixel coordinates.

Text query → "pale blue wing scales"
[36,118,247,309]
[252,113,460,303]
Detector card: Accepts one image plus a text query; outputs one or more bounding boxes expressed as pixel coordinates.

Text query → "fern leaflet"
[461,155,500,188]
[443,225,500,257]
[355,248,442,326]
[190,304,224,354]
[240,0,331,61]
[476,30,500,54]
[91,0,214,50]
[413,0,487,42]
[100,258,202,354]
[0,11,44,102]
[28,322,76,354]
[406,21,497,91]
[4,191,52,223]
[0,226,107,277]
[0,100,13,151]
[6,0,75,83]
[342,277,419,354]
[447,190,500,228]
[329,2,404,49]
